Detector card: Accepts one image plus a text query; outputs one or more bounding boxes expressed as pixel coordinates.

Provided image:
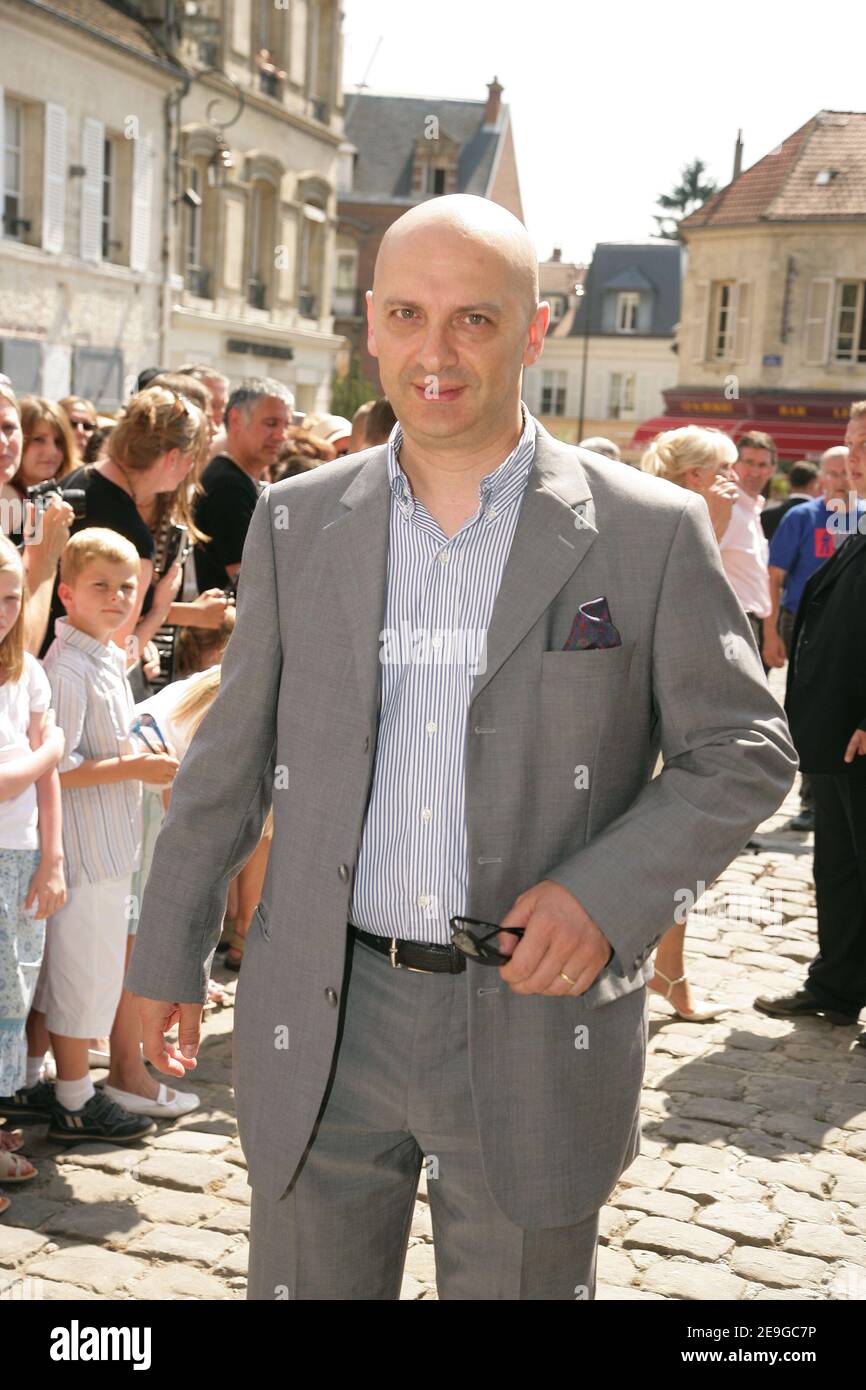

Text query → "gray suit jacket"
[126,421,797,1226]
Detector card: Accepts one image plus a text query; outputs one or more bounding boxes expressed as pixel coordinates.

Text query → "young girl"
[0,534,66,1213]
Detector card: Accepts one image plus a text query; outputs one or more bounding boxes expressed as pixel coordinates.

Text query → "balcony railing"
[248,278,267,309]
[298,290,317,318]
[186,266,211,298]
[259,71,280,98]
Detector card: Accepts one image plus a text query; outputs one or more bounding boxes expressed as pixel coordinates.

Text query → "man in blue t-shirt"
[764,445,866,827]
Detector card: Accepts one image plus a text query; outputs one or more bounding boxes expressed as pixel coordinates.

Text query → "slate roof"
[17,0,179,67]
[341,92,507,202]
[681,110,866,228]
[568,241,681,337]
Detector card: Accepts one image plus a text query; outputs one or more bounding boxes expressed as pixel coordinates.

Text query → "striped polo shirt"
[42,618,142,889]
[350,404,537,944]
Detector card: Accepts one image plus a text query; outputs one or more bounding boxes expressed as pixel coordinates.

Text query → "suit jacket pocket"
[541,640,635,678]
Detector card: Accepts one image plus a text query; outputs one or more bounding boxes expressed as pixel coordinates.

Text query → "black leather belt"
[349,923,466,974]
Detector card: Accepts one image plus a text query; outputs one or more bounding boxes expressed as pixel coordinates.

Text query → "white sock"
[56,1075,95,1112]
[25,1055,46,1088]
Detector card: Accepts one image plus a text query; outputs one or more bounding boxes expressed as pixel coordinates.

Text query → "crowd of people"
[0,365,863,1219]
[0,368,393,1214]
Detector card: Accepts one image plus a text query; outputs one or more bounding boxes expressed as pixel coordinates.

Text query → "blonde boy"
[29,529,177,1142]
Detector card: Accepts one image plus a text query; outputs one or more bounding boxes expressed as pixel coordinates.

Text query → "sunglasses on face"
[449,916,525,965]
[73,420,96,433]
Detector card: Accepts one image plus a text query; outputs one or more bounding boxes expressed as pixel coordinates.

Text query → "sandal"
[205,978,230,1008]
[0,1150,38,1183]
[0,1126,24,1153]
[648,968,728,1022]
[223,928,247,972]
[215,916,237,955]
[0,1195,9,1215]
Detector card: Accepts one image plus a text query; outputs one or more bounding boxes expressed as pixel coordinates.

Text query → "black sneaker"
[46,1088,156,1144]
[0,1079,56,1119]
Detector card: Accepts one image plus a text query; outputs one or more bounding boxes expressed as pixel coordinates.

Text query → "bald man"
[126,195,796,1300]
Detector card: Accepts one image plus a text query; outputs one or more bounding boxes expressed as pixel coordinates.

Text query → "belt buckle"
[390,936,433,974]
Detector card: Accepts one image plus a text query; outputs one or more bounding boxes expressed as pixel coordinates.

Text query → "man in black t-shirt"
[194,379,293,593]
[38,464,156,658]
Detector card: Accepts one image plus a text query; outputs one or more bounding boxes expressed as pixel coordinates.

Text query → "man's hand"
[763,627,787,669]
[136,997,202,1077]
[844,728,866,763]
[497,880,613,996]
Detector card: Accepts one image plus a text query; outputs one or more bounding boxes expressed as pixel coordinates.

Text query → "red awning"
[630,414,848,459]
[630,415,738,449]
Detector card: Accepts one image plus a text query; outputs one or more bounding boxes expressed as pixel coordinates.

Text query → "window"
[608,372,636,420]
[3,99,25,239]
[833,281,866,364]
[616,291,639,334]
[541,370,566,416]
[101,138,113,260]
[711,281,735,359]
[333,248,358,317]
[298,196,326,318]
[185,165,211,297]
[72,346,124,410]
[432,167,446,195]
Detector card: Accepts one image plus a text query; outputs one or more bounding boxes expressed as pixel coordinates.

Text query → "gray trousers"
[247,936,600,1300]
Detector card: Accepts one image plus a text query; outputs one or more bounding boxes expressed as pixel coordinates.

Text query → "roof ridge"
[763,113,822,217]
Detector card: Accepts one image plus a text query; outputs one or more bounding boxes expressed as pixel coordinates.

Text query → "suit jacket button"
[325,988,338,1006]
[338,864,350,882]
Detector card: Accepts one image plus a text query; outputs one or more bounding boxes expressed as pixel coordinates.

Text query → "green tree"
[653,159,719,239]
[331,354,378,418]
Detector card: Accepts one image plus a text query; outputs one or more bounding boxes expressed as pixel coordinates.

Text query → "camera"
[25,477,87,521]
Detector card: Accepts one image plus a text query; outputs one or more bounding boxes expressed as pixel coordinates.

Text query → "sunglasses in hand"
[131,712,170,755]
[449,916,525,966]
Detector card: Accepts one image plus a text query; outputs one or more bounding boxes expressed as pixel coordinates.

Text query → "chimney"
[551,247,562,262]
[483,76,504,129]
[733,128,744,181]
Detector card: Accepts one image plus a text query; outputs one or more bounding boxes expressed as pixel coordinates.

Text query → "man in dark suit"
[760,460,820,541]
[756,402,866,1038]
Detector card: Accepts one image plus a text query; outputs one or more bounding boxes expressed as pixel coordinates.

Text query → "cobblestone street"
[2,679,865,1301]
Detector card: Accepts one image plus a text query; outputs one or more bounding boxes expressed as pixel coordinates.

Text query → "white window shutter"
[233,0,251,54]
[688,280,709,362]
[42,102,67,253]
[804,277,834,365]
[732,281,752,362]
[130,135,153,272]
[80,116,104,261]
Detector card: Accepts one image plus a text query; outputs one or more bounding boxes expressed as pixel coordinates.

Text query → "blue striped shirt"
[350,405,537,943]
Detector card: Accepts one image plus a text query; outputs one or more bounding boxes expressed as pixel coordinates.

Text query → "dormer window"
[616,291,639,333]
[815,168,839,185]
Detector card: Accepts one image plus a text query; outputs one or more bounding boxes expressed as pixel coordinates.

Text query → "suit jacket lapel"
[321,447,391,729]
[470,423,598,705]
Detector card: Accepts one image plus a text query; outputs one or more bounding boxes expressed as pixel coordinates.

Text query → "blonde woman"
[640,426,740,1021]
[642,424,739,541]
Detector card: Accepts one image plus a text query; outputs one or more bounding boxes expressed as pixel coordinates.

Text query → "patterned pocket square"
[562,596,622,650]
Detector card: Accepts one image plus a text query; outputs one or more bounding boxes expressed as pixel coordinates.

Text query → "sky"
[341,0,864,265]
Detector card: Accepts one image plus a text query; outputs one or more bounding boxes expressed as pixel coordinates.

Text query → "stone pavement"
[2,695,864,1300]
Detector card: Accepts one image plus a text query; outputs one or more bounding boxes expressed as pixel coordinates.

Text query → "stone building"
[523,241,680,455]
[633,110,866,461]
[1,0,346,413]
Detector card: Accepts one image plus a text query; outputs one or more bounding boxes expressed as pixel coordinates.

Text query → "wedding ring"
[560,971,577,985]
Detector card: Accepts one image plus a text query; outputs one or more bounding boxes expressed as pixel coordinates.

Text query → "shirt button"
[420,807,432,821]
[417,894,429,908]
[438,550,450,563]
[426,721,437,735]
[338,864,350,882]
[431,636,442,649]
[485,506,497,520]
[325,988,338,1007]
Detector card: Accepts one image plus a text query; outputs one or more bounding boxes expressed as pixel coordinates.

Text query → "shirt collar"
[387,402,537,514]
[55,617,127,672]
